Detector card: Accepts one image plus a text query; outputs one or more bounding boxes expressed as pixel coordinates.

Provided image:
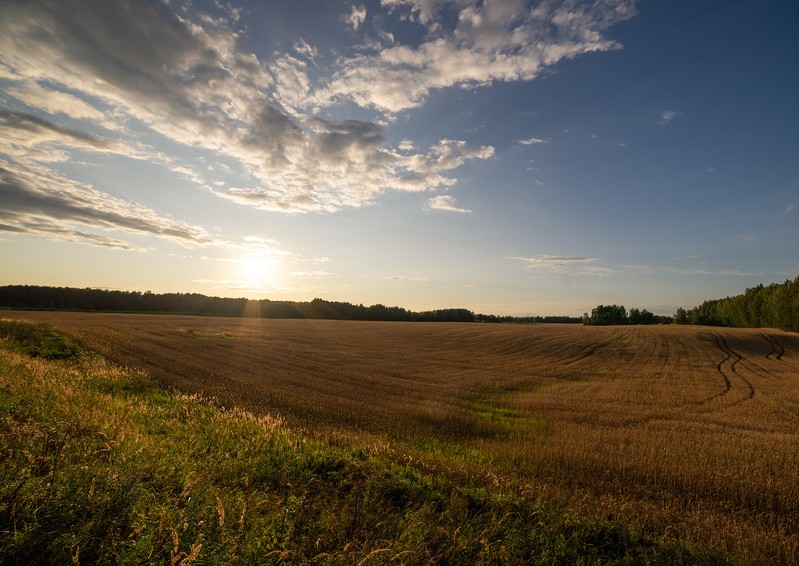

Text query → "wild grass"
[0,319,81,359]
[0,319,722,564]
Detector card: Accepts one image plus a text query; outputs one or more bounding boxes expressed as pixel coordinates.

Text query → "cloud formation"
[0,0,636,255]
[0,160,212,250]
[511,255,595,267]
[0,0,497,222]
[517,137,548,145]
[317,0,638,113]
[427,195,472,213]
[658,110,679,125]
[509,255,616,275]
[348,5,367,31]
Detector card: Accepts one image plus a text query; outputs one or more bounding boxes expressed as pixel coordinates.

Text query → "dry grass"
[4,311,799,562]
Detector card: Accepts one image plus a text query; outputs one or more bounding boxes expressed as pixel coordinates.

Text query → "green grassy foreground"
[0,320,722,564]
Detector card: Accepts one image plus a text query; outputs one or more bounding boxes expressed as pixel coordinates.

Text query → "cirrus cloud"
[509,255,617,276]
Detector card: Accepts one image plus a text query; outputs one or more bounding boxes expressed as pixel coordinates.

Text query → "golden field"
[4,310,799,561]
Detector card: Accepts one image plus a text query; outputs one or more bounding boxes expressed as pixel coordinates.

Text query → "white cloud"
[269,53,312,116]
[509,255,616,275]
[517,137,548,145]
[511,255,595,267]
[290,271,340,279]
[658,110,679,125]
[0,159,212,250]
[427,194,472,213]
[317,0,638,114]
[0,111,105,163]
[0,0,644,263]
[293,39,319,60]
[381,0,449,25]
[0,0,498,219]
[380,275,429,282]
[782,202,796,215]
[7,82,107,123]
[348,5,368,30]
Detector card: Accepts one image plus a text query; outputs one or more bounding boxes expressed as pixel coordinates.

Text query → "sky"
[1,0,798,316]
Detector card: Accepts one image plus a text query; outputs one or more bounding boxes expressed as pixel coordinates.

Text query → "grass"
[0,319,81,359]
[0,319,725,564]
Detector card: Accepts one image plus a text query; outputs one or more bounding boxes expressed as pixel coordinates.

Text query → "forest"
[672,275,799,332]
[0,285,581,324]
[6,278,799,330]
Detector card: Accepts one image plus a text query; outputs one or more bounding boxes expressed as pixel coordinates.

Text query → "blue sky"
[1,0,797,316]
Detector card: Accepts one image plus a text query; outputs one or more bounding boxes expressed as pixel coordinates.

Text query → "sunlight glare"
[237,255,277,287]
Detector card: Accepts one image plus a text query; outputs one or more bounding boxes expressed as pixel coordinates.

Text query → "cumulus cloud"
[0,0,641,262]
[427,194,471,213]
[0,0,498,223]
[317,0,638,113]
[217,128,493,212]
[347,5,367,30]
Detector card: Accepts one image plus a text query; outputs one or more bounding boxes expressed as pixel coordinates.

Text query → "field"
[3,311,799,563]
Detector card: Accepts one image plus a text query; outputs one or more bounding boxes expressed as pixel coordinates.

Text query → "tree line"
[582,304,672,326]
[0,285,476,322]
[0,285,583,324]
[672,276,799,331]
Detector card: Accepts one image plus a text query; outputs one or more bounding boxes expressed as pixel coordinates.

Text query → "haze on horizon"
[1,0,797,316]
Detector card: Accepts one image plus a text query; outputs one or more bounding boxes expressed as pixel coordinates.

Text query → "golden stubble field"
[6,311,799,559]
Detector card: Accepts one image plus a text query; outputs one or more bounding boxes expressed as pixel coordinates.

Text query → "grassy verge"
[0,320,725,564]
[0,319,81,359]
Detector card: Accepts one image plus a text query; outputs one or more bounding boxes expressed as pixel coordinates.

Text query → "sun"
[237,255,277,287]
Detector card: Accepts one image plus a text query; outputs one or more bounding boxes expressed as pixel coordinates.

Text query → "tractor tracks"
[694,332,756,412]
[563,343,604,365]
[714,333,755,400]
[762,333,785,361]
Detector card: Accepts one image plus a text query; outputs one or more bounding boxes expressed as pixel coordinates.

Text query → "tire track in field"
[692,332,744,411]
[761,333,785,361]
[718,334,784,384]
[711,334,733,396]
[714,332,755,400]
[561,343,604,365]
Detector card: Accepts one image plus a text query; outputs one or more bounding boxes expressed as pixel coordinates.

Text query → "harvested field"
[4,310,799,560]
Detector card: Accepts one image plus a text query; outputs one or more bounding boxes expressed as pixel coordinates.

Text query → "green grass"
[0,319,81,359]
[469,396,523,425]
[0,321,727,564]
